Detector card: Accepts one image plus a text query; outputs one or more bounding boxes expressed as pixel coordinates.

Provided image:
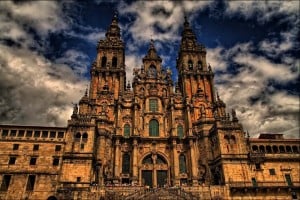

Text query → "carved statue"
[73,104,78,115]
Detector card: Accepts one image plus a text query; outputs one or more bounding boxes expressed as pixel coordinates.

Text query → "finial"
[85,85,88,96]
[216,91,220,100]
[126,81,131,90]
[113,10,118,20]
[184,15,189,27]
[150,39,154,49]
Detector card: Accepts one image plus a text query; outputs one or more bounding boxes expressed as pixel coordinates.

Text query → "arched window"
[177,125,184,139]
[179,154,187,173]
[142,155,153,164]
[75,132,81,142]
[272,145,278,153]
[286,146,292,153]
[149,99,158,112]
[82,133,88,142]
[122,153,130,174]
[292,146,299,153]
[101,56,107,68]
[156,155,167,164]
[188,60,193,70]
[124,124,130,137]
[266,145,272,153]
[230,135,236,143]
[149,65,157,77]
[259,145,265,153]
[279,145,285,153]
[112,57,117,68]
[149,119,159,137]
[252,145,258,152]
[224,135,230,143]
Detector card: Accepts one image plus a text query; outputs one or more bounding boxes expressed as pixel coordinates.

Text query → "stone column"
[172,139,180,186]
[114,139,121,179]
[189,139,198,185]
[152,154,157,188]
[132,139,138,184]
[186,104,193,136]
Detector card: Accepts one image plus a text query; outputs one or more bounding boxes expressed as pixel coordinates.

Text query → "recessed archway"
[47,196,57,200]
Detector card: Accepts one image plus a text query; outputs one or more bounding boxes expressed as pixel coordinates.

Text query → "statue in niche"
[208,63,212,71]
[103,160,112,178]
[200,106,206,118]
[73,103,78,115]
[148,65,157,77]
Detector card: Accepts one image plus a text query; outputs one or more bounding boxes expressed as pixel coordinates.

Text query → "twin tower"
[64,14,245,188]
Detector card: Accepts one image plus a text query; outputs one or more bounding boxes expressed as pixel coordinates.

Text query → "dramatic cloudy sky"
[0,1,299,138]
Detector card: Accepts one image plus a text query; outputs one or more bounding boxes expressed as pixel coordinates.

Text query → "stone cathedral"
[0,15,299,200]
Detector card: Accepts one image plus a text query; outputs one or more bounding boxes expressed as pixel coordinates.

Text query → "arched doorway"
[47,196,57,200]
[140,153,168,188]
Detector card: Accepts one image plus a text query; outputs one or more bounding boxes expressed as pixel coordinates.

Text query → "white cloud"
[0,1,87,126]
[0,1,68,36]
[225,1,299,23]
[0,44,88,126]
[55,49,90,76]
[210,42,299,138]
[125,54,142,84]
[118,1,212,44]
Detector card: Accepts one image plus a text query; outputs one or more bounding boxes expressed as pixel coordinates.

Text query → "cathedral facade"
[0,15,299,200]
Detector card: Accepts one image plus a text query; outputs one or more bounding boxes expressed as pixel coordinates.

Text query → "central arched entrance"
[140,153,169,188]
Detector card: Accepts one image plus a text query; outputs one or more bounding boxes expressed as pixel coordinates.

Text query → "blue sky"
[0,0,299,138]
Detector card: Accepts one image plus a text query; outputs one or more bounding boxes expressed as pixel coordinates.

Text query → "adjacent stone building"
[0,15,299,200]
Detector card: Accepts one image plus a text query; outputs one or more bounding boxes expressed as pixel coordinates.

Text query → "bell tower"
[176,17,215,122]
[90,13,126,100]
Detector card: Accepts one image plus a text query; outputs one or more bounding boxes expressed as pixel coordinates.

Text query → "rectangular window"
[251,177,257,187]
[18,130,25,137]
[55,145,61,152]
[50,131,56,138]
[269,168,276,175]
[57,132,64,138]
[33,144,39,151]
[0,175,11,191]
[285,174,293,186]
[2,130,9,137]
[10,130,16,137]
[26,130,33,137]
[52,158,59,166]
[13,144,19,150]
[255,163,261,170]
[42,131,48,138]
[30,157,37,165]
[80,144,84,150]
[34,131,40,138]
[76,177,81,182]
[26,175,35,191]
[149,99,158,112]
[8,157,16,165]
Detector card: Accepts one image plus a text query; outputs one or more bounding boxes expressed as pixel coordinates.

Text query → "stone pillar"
[186,105,193,136]
[152,154,157,188]
[132,139,138,184]
[172,139,180,186]
[114,139,121,179]
[189,139,198,185]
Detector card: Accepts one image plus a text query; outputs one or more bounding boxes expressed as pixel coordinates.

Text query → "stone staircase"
[105,187,199,200]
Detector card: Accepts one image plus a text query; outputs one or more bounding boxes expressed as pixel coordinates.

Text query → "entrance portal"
[142,170,153,187]
[157,170,167,187]
[141,154,169,187]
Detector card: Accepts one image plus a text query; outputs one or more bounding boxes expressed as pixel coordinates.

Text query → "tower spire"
[143,39,162,62]
[105,11,121,40]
